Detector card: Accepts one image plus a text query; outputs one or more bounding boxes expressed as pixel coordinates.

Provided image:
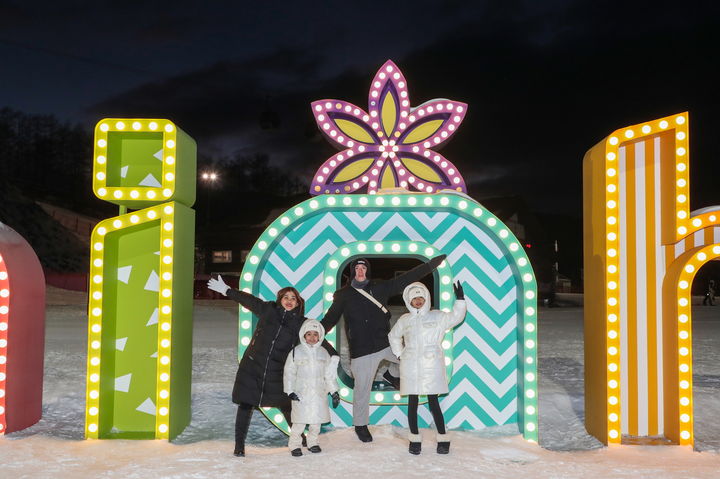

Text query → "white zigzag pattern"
[368,213,425,241]
[446,406,489,429]
[372,406,409,426]
[261,270,324,316]
[260,210,523,430]
[453,351,517,395]
[458,274,517,313]
[433,218,503,258]
[342,212,383,231]
[259,274,281,301]
[267,239,337,284]
[452,323,517,369]
[279,214,355,258]
[410,212,450,231]
[451,250,512,285]
[329,402,353,425]
[329,401,468,428]
[302,276,325,318]
[464,303,518,342]
[442,378,517,426]
[370,404,437,427]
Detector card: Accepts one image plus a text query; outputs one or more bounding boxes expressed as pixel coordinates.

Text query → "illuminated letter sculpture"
[240,61,539,441]
[0,222,45,434]
[85,119,196,440]
[584,112,706,446]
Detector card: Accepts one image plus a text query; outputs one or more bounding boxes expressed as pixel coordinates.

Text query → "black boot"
[383,370,401,389]
[437,433,450,454]
[355,425,373,442]
[409,432,421,455]
[309,445,322,453]
[234,405,253,457]
[291,448,303,457]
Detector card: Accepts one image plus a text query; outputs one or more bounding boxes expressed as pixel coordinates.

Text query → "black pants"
[407,394,446,435]
[234,402,292,450]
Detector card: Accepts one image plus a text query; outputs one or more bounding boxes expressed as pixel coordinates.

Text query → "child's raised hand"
[453,281,464,300]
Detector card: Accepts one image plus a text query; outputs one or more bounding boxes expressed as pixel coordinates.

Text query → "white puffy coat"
[283,319,339,424]
[388,282,466,395]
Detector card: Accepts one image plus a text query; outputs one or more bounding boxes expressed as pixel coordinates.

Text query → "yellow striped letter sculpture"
[582,112,710,446]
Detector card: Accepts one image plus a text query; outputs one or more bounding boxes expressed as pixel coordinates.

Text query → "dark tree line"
[211,152,304,195]
[0,107,98,213]
[0,107,307,224]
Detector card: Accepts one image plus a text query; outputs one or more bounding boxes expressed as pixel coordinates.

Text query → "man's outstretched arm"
[383,254,447,296]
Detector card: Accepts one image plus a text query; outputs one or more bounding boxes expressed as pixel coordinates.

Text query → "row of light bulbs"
[238,196,538,440]
[94,119,178,201]
[85,204,178,439]
[602,114,692,444]
[0,254,8,433]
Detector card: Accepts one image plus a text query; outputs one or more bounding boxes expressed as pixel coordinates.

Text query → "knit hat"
[299,319,325,345]
[402,282,431,315]
[349,258,371,280]
[406,284,425,301]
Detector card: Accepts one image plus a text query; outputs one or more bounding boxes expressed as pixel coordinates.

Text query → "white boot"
[436,433,450,454]
[408,432,422,455]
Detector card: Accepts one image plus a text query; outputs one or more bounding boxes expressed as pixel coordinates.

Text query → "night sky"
[2,0,718,217]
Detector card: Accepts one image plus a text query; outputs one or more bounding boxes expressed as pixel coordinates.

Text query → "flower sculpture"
[310,60,467,195]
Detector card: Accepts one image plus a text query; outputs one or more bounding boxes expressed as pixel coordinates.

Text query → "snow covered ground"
[2,288,720,478]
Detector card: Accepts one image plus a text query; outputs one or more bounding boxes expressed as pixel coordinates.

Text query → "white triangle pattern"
[136,397,156,416]
[144,270,159,292]
[117,265,132,284]
[116,337,128,351]
[146,308,158,326]
[115,373,132,392]
[139,173,162,187]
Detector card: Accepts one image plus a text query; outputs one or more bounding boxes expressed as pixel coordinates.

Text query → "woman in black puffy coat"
[207,275,335,457]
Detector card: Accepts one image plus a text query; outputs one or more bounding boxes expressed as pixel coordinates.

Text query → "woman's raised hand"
[208,275,230,296]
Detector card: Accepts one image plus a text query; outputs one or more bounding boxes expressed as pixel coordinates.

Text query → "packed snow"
[2,288,720,478]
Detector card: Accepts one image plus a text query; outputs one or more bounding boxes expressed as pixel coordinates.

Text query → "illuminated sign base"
[0,222,45,434]
[85,203,195,440]
[239,192,539,441]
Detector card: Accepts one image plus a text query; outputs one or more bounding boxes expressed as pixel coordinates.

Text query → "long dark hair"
[276,286,305,315]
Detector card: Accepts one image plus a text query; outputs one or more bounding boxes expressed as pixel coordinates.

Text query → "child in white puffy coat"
[388,281,466,455]
[284,319,340,456]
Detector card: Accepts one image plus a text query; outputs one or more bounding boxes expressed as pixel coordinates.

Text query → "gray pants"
[350,346,399,426]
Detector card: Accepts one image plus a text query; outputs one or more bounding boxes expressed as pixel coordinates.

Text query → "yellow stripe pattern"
[583,112,709,446]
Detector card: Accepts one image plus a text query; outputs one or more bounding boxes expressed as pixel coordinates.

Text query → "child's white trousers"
[288,423,321,449]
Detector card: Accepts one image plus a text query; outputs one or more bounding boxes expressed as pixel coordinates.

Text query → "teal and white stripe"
[239,193,538,441]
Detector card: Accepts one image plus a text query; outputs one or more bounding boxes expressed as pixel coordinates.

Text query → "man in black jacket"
[321,254,446,442]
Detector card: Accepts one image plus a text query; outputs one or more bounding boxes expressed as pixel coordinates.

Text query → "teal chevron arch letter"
[238,192,538,441]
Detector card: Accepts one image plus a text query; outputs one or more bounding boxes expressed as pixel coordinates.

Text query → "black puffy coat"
[321,255,445,359]
[228,290,304,408]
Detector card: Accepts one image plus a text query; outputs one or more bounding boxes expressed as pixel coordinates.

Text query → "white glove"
[207,275,230,296]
